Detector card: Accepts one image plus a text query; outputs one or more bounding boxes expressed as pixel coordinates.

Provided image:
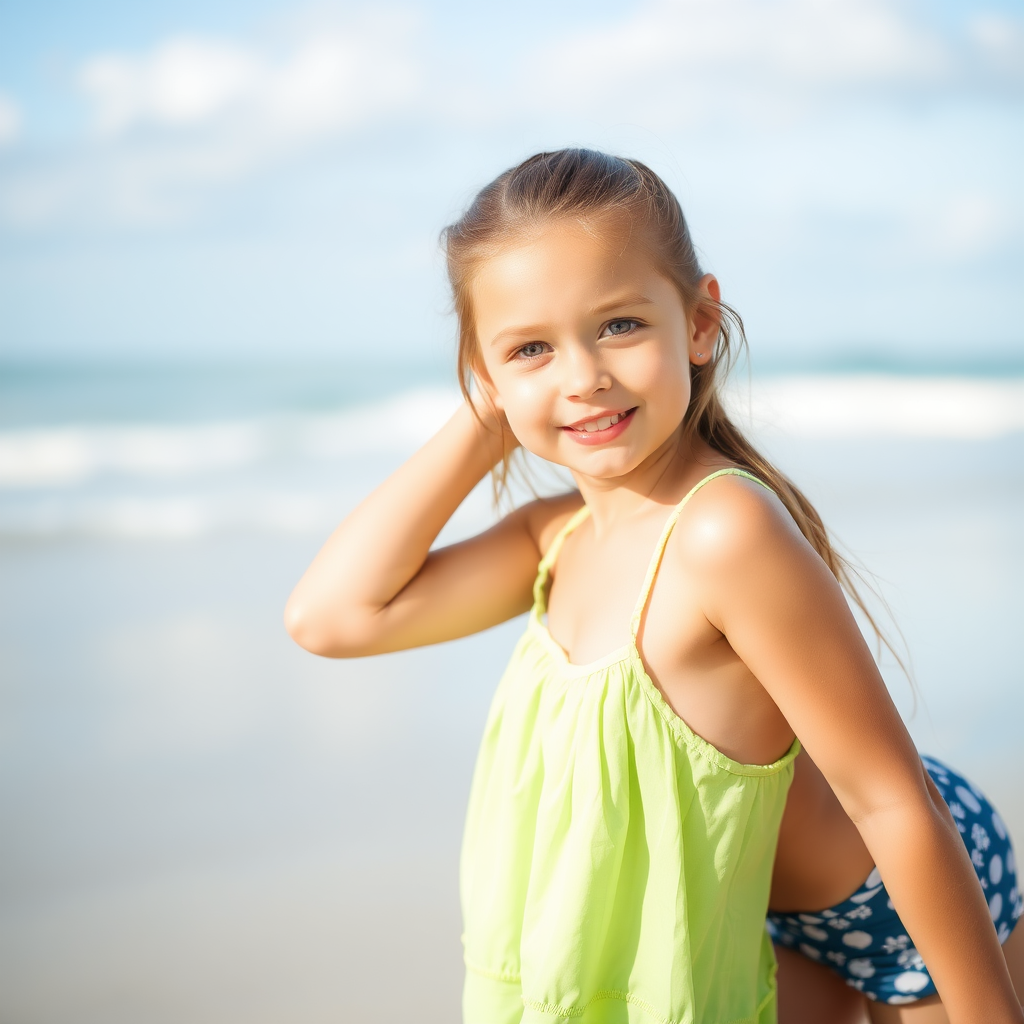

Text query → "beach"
[0,364,1021,1022]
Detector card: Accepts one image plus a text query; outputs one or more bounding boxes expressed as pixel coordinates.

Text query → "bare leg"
[775,944,869,1024]
[868,994,947,1024]
[867,920,1023,1024]
[1005,918,1024,1002]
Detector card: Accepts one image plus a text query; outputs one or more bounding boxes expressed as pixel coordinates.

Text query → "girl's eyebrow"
[488,324,548,347]
[589,293,654,314]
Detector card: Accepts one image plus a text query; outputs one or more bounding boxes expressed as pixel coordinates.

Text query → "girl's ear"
[689,274,722,366]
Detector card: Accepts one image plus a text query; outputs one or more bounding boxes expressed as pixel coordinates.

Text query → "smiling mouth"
[564,408,636,434]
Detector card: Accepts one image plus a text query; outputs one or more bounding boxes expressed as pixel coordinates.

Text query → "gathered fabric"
[461,469,801,1024]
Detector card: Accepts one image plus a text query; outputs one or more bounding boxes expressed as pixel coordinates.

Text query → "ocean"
[1,361,1022,1022]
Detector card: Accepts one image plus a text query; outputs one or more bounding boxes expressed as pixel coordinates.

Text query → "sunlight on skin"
[470,214,717,500]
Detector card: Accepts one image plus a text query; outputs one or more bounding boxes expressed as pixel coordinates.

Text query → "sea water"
[0,361,1021,1022]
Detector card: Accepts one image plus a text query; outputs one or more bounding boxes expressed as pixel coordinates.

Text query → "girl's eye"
[514,342,549,360]
[605,319,640,336]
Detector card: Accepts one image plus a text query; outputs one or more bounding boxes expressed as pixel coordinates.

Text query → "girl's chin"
[512,441,635,476]
[558,451,643,481]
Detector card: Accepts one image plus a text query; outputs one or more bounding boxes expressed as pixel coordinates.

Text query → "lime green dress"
[460,469,801,1024]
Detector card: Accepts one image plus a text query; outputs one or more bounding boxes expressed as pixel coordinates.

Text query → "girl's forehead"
[470,218,683,350]
[472,217,662,307]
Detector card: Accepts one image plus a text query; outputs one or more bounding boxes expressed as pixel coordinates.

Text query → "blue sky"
[0,0,1021,366]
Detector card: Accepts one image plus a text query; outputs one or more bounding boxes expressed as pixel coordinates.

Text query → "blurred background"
[0,1,1021,1021]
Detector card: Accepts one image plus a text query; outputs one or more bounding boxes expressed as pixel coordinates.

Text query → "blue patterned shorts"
[767,756,1022,1005]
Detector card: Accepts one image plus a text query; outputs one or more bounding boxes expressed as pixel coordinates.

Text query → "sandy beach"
[0,372,1021,1022]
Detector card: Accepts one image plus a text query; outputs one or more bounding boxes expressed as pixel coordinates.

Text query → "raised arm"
[285,401,578,658]
[684,477,1023,1024]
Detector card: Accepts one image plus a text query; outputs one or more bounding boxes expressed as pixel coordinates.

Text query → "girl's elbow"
[284,596,339,657]
[284,597,323,654]
[283,597,378,658]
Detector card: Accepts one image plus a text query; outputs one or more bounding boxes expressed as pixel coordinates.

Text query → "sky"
[0,0,1021,367]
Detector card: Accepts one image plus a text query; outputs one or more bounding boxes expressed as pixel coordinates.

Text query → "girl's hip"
[766,755,1021,1006]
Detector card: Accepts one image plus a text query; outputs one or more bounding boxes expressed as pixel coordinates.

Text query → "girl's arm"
[285,402,577,658]
[683,477,1022,1024]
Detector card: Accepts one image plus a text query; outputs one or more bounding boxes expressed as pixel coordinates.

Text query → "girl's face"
[472,215,718,483]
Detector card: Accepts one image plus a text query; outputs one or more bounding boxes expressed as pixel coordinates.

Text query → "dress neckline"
[522,611,801,777]
[533,467,772,665]
[524,466,801,777]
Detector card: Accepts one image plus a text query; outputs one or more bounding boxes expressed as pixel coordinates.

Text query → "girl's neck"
[570,428,722,537]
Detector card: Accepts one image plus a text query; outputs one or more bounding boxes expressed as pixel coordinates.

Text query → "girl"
[285,149,1022,1024]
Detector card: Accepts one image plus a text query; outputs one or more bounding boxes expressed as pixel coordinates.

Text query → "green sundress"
[461,469,800,1024]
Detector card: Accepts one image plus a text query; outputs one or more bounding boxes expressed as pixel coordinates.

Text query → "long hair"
[442,148,905,669]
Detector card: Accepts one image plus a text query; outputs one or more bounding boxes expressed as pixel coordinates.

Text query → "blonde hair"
[442,148,904,667]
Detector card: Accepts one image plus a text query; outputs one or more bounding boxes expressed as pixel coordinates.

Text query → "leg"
[1003,917,1024,1003]
[867,994,947,1024]
[775,944,869,1024]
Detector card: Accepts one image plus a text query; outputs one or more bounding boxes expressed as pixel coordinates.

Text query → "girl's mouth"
[562,407,636,445]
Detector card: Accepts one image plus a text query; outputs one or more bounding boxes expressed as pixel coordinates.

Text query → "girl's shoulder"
[668,467,807,574]
[513,491,586,562]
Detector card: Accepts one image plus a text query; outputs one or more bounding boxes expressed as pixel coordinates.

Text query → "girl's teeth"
[578,412,624,432]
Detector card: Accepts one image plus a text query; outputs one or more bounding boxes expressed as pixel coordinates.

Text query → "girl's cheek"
[501,378,547,425]
[503,407,550,451]
[500,387,560,456]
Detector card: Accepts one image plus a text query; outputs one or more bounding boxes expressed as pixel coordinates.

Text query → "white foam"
[727,375,1024,439]
[0,422,265,488]
[0,387,462,489]
[0,489,356,539]
[3,379,1019,492]
[1,377,1020,539]
[296,389,462,459]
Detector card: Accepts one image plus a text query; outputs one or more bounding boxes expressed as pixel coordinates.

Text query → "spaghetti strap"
[628,468,772,638]
[532,503,591,612]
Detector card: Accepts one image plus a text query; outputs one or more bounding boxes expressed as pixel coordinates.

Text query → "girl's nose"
[562,346,611,400]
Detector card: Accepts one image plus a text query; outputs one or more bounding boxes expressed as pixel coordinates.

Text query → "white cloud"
[927,193,1017,261]
[79,13,420,141]
[81,39,261,136]
[2,0,1021,242]
[0,11,424,228]
[512,0,1017,126]
[267,31,419,136]
[968,13,1024,81]
[0,91,22,144]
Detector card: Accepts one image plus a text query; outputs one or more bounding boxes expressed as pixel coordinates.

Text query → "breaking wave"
[1,377,1020,539]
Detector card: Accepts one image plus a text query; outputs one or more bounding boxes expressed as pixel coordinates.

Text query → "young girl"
[285,149,1022,1024]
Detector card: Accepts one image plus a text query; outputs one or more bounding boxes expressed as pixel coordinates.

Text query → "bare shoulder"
[672,470,809,572]
[515,491,585,560]
[668,470,839,635]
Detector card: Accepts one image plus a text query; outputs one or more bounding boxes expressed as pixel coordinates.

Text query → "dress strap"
[532,503,591,612]
[628,468,772,639]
